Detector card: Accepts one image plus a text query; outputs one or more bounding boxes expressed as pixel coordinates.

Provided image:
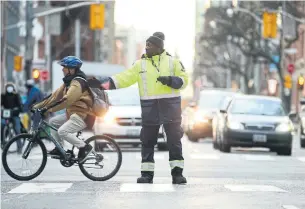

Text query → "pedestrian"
[89,32,189,184]
[23,79,44,129]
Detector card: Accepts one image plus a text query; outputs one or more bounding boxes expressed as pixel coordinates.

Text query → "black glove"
[157,76,172,86]
[30,108,37,114]
[38,107,48,115]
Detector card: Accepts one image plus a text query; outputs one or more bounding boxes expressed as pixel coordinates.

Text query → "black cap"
[146,32,165,49]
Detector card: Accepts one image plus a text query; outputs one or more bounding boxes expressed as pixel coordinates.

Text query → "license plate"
[126,129,140,136]
[2,110,11,118]
[253,134,267,143]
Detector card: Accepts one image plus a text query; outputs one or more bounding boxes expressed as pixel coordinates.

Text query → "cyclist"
[23,79,44,129]
[1,82,23,152]
[32,56,95,163]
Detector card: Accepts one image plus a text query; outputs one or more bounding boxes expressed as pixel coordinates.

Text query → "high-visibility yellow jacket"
[110,51,189,125]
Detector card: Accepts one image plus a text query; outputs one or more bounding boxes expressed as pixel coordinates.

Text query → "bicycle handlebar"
[31,98,66,114]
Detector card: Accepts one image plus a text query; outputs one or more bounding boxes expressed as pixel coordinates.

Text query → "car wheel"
[157,143,168,151]
[219,132,231,153]
[276,147,292,156]
[301,139,305,148]
[213,141,219,149]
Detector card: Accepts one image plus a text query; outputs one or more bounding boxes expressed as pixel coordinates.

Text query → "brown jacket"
[34,79,94,120]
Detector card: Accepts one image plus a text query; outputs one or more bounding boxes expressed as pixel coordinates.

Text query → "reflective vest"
[111,51,188,100]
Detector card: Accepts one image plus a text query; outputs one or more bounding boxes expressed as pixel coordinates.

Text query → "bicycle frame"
[28,118,68,159]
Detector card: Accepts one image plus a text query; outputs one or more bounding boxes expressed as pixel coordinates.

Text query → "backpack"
[73,77,110,117]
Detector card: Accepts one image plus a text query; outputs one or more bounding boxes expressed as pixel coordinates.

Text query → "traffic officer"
[91,32,188,184]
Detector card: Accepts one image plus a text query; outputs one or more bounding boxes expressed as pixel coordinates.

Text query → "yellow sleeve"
[174,59,189,90]
[111,60,140,89]
[33,85,64,109]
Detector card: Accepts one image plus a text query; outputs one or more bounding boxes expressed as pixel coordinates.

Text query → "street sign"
[287,64,295,74]
[41,70,49,81]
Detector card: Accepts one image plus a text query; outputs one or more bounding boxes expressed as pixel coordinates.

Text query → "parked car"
[182,89,242,142]
[215,95,294,155]
[93,85,168,151]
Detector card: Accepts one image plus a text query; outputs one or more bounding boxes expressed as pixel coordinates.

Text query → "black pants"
[140,122,184,176]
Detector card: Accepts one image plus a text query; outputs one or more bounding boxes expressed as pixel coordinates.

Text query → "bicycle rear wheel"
[79,135,122,181]
[2,134,48,181]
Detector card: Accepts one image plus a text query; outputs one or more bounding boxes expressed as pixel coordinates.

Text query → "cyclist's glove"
[38,107,48,114]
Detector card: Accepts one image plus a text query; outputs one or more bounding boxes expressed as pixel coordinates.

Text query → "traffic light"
[14,56,22,72]
[298,75,304,90]
[284,75,292,89]
[90,4,105,30]
[32,69,40,81]
[263,12,277,39]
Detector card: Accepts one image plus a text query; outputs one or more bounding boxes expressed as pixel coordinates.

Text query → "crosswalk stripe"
[282,205,301,209]
[242,155,275,161]
[190,154,220,160]
[8,183,73,193]
[297,157,305,162]
[224,184,287,192]
[136,153,166,160]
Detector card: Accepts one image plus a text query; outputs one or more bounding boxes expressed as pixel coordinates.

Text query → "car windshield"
[106,86,140,106]
[229,98,286,116]
[198,91,235,109]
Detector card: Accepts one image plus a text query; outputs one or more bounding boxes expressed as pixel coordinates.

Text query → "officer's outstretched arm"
[170,59,189,90]
[110,61,140,89]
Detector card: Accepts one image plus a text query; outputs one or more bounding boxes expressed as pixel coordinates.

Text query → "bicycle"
[1,109,26,152]
[2,100,122,181]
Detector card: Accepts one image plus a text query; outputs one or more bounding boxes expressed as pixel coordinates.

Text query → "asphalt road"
[1,132,305,209]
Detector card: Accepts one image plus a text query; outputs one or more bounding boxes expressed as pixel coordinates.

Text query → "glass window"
[107,85,140,106]
[229,98,286,116]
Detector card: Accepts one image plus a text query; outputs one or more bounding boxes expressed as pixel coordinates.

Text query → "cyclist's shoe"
[78,144,93,164]
[48,148,61,156]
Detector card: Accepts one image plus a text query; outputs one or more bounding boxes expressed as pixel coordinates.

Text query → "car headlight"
[194,114,209,123]
[227,121,244,130]
[103,112,116,124]
[276,123,292,132]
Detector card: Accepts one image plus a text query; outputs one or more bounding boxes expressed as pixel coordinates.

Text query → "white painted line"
[136,153,165,160]
[224,184,287,192]
[120,183,175,192]
[8,183,73,193]
[297,157,305,162]
[190,154,220,160]
[193,149,200,153]
[282,205,301,209]
[242,155,275,161]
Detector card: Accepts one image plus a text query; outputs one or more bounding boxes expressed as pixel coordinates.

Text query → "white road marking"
[120,183,175,192]
[193,149,200,153]
[297,157,305,162]
[224,184,287,192]
[242,155,275,161]
[8,183,73,193]
[190,154,220,160]
[136,153,165,160]
[282,205,301,209]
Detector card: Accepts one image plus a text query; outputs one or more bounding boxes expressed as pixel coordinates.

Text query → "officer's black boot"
[137,172,153,184]
[171,167,187,184]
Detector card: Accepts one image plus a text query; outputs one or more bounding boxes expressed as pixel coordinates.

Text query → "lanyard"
[150,55,161,72]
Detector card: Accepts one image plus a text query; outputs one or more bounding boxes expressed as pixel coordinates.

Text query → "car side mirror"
[220,109,227,114]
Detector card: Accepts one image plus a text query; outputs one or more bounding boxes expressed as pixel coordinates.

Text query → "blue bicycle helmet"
[58,56,83,69]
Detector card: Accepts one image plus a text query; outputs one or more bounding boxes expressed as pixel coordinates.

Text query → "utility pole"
[24,1,34,80]
[75,18,81,58]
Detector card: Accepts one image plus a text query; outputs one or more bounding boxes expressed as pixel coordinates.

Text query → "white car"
[93,85,168,151]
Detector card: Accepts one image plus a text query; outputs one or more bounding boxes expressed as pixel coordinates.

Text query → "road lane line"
[224,184,287,192]
[120,183,175,192]
[190,154,220,160]
[136,153,165,160]
[282,205,301,209]
[8,183,73,193]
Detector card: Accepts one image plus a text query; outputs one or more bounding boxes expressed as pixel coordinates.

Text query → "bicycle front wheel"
[2,134,48,181]
[79,135,122,181]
